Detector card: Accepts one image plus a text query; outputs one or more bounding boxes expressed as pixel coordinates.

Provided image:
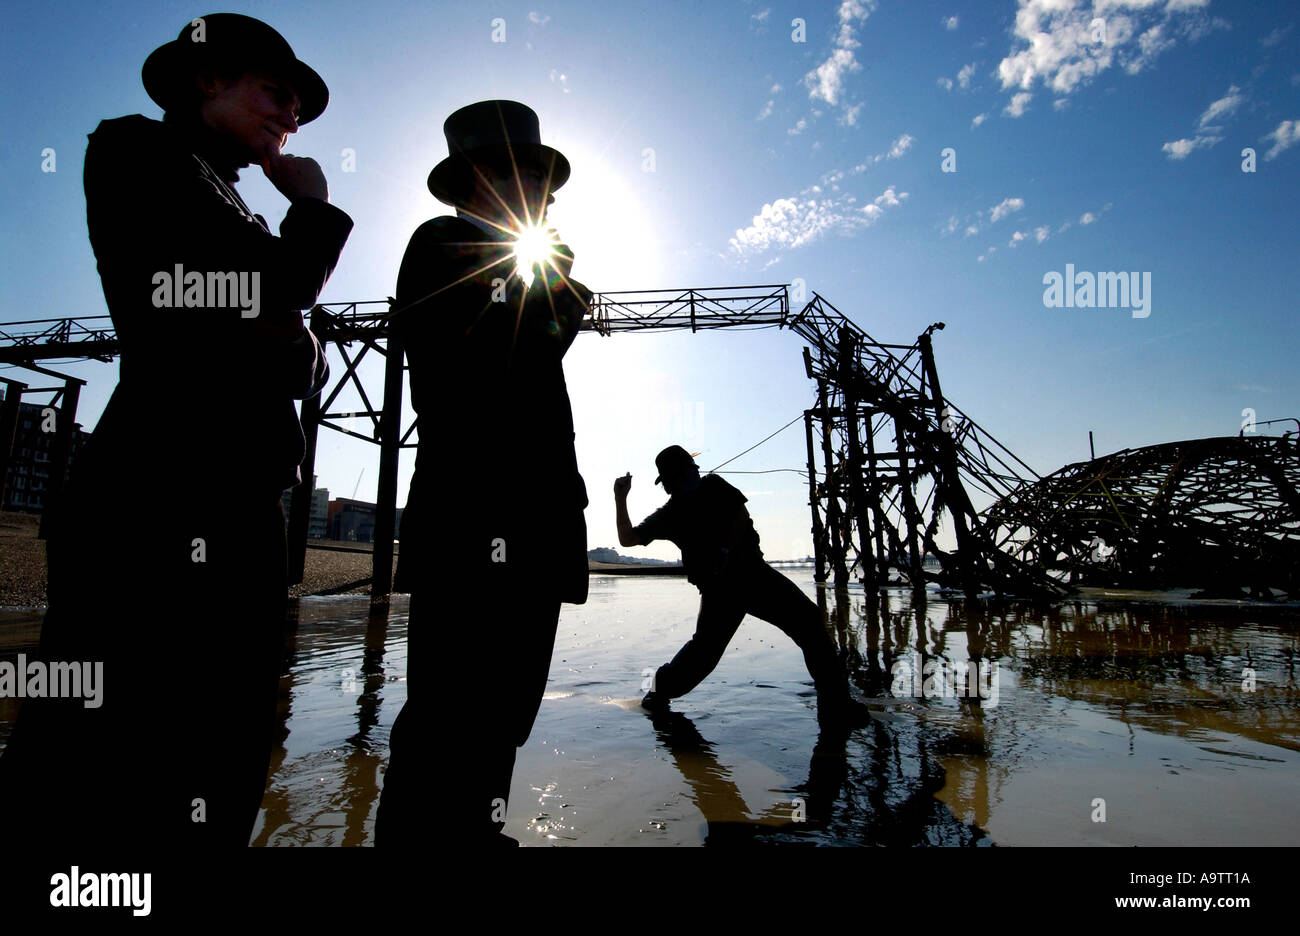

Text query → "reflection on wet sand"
[1,572,1296,845]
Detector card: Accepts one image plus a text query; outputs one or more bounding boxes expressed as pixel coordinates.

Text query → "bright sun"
[543,144,662,291]
[511,223,558,289]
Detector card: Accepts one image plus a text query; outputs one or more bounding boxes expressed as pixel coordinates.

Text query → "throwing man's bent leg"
[652,587,747,700]
[740,562,850,703]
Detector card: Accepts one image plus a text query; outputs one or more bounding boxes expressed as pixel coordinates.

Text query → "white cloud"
[729,182,907,258]
[803,0,876,119]
[842,103,864,126]
[549,69,570,94]
[1263,119,1300,160]
[1161,135,1216,159]
[990,196,1025,222]
[887,133,914,158]
[758,100,774,120]
[1034,225,1050,243]
[1079,211,1096,225]
[944,15,959,31]
[752,8,771,25]
[1008,230,1028,247]
[965,224,979,237]
[971,112,988,128]
[771,83,783,94]
[1260,24,1293,48]
[996,0,1214,114]
[1004,91,1032,117]
[787,118,808,136]
[1160,85,1241,159]
[940,63,977,92]
[528,11,550,25]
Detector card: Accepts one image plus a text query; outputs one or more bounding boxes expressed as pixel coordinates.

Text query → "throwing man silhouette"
[614,445,870,725]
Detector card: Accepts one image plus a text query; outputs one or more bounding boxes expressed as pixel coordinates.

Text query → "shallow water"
[2,571,1297,846]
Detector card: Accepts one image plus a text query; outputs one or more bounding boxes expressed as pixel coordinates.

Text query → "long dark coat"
[391,214,589,604]
[0,113,352,848]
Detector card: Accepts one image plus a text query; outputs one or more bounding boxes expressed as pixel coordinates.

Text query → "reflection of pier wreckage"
[3,286,1296,600]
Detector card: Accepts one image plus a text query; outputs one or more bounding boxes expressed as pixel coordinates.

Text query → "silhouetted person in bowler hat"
[0,13,350,848]
[378,100,590,846]
[615,447,870,725]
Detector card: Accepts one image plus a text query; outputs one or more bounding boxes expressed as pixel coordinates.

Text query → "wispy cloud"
[1004,91,1032,117]
[1198,85,1244,129]
[787,117,807,136]
[820,132,914,186]
[1260,24,1293,48]
[887,133,913,158]
[549,69,571,94]
[803,0,876,122]
[939,62,977,93]
[528,11,550,25]
[1161,85,1242,159]
[944,15,959,31]
[990,196,1025,222]
[1161,136,1215,159]
[730,183,908,259]
[1263,119,1300,160]
[971,112,988,128]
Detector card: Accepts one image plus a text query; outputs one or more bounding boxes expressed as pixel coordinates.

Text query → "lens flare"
[512,224,557,288]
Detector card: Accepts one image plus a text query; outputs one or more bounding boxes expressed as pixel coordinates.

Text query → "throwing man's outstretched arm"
[614,473,647,547]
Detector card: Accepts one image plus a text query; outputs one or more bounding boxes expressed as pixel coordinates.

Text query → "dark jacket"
[391,214,588,603]
[78,114,352,499]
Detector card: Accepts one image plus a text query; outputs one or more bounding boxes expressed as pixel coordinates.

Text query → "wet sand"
[1,568,1296,846]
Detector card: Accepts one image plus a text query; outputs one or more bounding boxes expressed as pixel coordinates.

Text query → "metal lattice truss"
[0,315,117,364]
[984,436,1300,596]
[786,293,1065,599]
[8,290,1293,601]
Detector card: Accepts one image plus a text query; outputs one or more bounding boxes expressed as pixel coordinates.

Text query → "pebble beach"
[0,509,393,608]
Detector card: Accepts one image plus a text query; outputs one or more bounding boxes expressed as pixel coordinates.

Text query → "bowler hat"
[427,100,570,205]
[655,445,699,485]
[142,13,329,124]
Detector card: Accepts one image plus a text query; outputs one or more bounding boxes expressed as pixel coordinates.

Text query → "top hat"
[655,445,699,486]
[142,13,329,124]
[427,100,570,205]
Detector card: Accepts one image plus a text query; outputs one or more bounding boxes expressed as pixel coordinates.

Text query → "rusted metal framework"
[983,435,1300,597]
[784,293,1064,600]
[7,293,1294,603]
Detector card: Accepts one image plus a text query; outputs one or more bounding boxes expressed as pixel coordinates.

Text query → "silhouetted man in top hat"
[377,100,590,846]
[0,13,349,849]
[615,447,870,725]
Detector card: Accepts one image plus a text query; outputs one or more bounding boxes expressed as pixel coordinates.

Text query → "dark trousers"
[654,560,848,704]
[0,482,288,849]
[375,577,561,846]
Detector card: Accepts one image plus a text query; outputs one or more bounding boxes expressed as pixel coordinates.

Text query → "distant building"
[0,397,90,514]
[328,497,376,543]
[280,475,331,539]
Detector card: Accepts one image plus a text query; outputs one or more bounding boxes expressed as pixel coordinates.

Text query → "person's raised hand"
[613,473,632,498]
[262,151,329,202]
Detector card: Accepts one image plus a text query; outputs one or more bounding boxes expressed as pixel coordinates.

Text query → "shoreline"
[0,510,685,609]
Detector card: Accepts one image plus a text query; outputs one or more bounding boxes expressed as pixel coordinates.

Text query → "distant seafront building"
[0,397,90,513]
[322,497,403,543]
[281,475,330,540]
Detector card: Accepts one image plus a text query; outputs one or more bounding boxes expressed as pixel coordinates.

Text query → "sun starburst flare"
[511,222,561,288]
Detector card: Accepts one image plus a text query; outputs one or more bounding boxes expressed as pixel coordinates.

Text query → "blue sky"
[2,0,1297,560]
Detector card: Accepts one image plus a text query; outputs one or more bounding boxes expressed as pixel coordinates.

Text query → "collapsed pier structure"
[3,285,1296,600]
